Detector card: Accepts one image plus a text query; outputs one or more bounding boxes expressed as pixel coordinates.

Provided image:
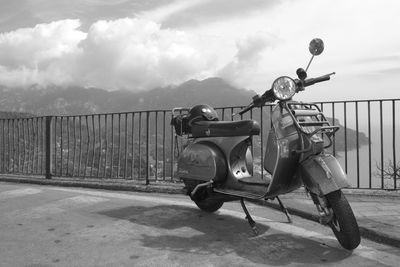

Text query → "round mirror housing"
[309,38,324,56]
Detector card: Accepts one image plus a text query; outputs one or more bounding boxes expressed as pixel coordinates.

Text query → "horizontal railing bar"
[0,98,399,120]
[311,98,400,105]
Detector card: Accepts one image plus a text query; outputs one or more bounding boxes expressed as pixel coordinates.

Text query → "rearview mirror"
[309,38,324,56]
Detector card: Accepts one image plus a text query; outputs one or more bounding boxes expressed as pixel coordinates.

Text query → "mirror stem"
[305,55,315,72]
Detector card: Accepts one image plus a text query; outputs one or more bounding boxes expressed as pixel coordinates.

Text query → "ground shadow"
[99,204,352,265]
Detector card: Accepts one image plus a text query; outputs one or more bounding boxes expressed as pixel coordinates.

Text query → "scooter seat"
[191,120,260,138]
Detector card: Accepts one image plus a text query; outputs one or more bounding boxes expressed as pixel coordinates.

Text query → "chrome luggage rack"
[285,102,339,148]
[171,107,191,136]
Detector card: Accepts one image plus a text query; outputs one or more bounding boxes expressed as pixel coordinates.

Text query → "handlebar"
[237,103,255,116]
[237,89,275,116]
[237,72,335,115]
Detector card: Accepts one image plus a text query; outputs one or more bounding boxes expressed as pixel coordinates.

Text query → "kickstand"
[240,198,259,235]
[276,196,292,223]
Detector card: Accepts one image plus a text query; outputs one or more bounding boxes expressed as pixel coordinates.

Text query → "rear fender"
[300,154,350,196]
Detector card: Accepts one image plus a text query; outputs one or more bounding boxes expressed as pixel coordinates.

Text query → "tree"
[376,160,400,190]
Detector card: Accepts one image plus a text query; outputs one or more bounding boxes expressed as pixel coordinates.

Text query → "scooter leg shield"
[300,154,350,196]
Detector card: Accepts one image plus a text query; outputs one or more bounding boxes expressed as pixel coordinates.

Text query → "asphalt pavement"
[1,174,399,249]
[2,182,400,266]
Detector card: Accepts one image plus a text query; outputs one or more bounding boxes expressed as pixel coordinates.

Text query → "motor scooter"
[171,38,360,250]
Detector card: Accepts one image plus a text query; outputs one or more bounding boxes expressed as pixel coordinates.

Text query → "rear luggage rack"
[171,107,191,136]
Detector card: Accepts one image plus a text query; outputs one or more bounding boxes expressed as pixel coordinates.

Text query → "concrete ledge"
[0,175,185,195]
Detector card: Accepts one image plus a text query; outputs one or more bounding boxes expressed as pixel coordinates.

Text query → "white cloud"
[0,0,399,101]
[76,18,212,90]
[218,34,277,87]
[0,19,86,87]
[184,0,400,99]
[0,17,219,90]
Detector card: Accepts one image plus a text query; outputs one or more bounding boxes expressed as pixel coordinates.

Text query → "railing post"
[45,116,53,179]
[145,111,150,185]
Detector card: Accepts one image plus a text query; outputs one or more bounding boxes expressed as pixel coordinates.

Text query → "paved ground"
[1,182,400,267]
[262,189,400,248]
[1,175,400,249]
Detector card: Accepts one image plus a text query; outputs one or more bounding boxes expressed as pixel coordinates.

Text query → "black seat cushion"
[191,120,260,138]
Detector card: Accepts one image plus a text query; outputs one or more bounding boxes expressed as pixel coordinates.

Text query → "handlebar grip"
[237,89,277,116]
[238,104,254,115]
[304,72,335,87]
[261,89,275,102]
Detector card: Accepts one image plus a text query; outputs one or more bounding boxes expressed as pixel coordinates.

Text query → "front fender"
[300,154,350,196]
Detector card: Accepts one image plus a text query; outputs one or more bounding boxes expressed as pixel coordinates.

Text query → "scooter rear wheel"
[326,190,360,250]
[195,199,224,213]
[183,179,224,213]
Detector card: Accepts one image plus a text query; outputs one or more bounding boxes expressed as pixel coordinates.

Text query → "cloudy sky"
[0,0,399,101]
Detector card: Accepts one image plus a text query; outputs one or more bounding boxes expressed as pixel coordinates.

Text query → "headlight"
[272,76,296,100]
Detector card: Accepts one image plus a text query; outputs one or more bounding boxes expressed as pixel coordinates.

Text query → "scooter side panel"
[300,154,350,195]
[177,142,227,183]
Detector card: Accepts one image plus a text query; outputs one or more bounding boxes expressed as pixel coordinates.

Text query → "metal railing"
[0,99,398,190]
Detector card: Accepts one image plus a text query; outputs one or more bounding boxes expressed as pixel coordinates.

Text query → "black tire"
[195,199,224,213]
[326,190,361,250]
[183,179,224,213]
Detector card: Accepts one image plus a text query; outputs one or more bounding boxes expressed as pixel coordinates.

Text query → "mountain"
[0,77,256,115]
[328,118,369,152]
[0,111,36,119]
[0,77,369,152]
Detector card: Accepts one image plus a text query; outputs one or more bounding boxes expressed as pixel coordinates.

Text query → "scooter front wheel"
[326,190,360,250]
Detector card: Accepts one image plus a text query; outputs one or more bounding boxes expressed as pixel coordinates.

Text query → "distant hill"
[0,111,36,119]
[0,77,256,115]
[0,77,368,151]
